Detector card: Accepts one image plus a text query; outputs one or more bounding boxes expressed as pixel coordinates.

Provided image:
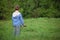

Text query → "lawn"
[0,18,60,40]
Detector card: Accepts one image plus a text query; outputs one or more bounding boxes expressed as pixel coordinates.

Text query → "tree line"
[0,0,60,20]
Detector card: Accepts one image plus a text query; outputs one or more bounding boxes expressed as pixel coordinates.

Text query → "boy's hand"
[23,24,26,27]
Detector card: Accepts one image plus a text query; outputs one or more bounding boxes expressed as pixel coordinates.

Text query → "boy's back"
[12,10,24,26]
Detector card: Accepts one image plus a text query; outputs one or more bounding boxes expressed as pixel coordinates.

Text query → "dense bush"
[0,0,60,19]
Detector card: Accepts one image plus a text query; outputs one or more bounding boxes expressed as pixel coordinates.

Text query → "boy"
[12,5,25,36]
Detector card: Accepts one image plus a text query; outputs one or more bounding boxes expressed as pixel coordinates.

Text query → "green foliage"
[0,0,60,19]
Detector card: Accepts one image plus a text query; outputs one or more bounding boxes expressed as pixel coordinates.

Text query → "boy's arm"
[20,14,24,24]
[19,14,26,27]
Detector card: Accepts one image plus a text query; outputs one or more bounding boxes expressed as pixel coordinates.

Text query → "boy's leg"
[13,26,16,36]
[13,26,20,40]
[15,26,20,36]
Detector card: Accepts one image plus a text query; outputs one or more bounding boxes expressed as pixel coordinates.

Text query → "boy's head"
[15,5,19,10]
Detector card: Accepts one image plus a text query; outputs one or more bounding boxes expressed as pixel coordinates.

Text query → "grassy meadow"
[0,18,60,40]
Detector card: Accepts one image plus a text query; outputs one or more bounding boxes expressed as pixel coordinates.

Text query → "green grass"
[0,18,60,40]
